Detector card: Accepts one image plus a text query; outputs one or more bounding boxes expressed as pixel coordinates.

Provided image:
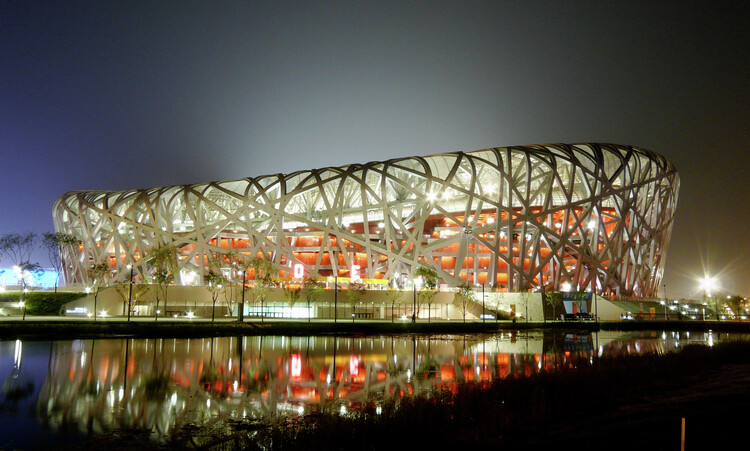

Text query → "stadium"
[53,143,678,316]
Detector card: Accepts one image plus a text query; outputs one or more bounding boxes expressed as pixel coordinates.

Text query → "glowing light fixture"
[700,276,716,295]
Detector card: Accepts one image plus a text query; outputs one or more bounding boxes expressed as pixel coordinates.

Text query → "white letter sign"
[351,264,361,282]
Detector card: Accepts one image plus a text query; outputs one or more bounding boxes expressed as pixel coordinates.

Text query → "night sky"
[2,1,749,300]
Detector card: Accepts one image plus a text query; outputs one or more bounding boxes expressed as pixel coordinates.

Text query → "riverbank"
[2,316,750,339]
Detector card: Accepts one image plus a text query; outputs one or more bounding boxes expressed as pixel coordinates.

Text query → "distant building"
[0,267,59,290]
[53,143,678,298]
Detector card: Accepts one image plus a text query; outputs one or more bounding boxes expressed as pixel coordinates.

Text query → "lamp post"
[85,286,95,320]
[334,274,338,323]
[412,276,422,323]
[127,264,134,321]
[482,283,485,323]
[700,276,716,319]
[212,283,221,321]
[239,269,246,322]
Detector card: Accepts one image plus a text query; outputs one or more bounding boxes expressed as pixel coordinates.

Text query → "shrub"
[0,292,85,315]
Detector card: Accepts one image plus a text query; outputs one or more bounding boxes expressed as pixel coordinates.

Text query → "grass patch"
[0,292,85,315]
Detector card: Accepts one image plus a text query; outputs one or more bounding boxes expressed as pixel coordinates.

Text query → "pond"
[1,329,748,448]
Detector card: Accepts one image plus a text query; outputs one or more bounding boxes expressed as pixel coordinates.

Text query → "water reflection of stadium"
[37,330,718,439]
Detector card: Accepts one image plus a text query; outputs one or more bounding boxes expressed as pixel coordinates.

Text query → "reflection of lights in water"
[33,331,750,445]
[350,356,359,376]
[13,340,22,373]
[291,354,302,377]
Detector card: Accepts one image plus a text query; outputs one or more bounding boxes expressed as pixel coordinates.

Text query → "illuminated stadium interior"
[53,143,679,298]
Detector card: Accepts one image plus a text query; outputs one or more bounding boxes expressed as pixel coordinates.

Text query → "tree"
[205,251,238,316]
[146,243,178,320]
[1,233,43,320]
[725,295,745,319]
[706,293,724,320]
[249,255,276,321]
[0,232,37,267]
[283,284,301,318]
[544,291,563,321]
[386,283,404,323]
[204,270,227,321]
[415,266,439,322]
[303,277,324,322]
[346,281,367,322]
[87,262,110,320]
[113,280,149,316]
[42,232,77,293]
[453,283,475,323]
[15,262,44,320]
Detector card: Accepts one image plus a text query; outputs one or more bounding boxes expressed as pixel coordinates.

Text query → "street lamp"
[482,283,485,323]
[210,283,222,322]
[334,274,338,323]
[700,276,716,294]
[700,276,716,319]
[239,268,246,322]
[85,285,92,320]
[660,300,668,320]
[127,264,134,322]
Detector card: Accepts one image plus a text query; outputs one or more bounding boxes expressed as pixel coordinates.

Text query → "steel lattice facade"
[53,143,679,297]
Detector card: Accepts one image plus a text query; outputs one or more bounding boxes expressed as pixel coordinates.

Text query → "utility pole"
[482,283,485,323]
[412,281,416,323]
[127,265,134,321]
[239,269,246,321]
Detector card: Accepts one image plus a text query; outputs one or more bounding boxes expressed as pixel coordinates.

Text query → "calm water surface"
[1,329,747,448]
